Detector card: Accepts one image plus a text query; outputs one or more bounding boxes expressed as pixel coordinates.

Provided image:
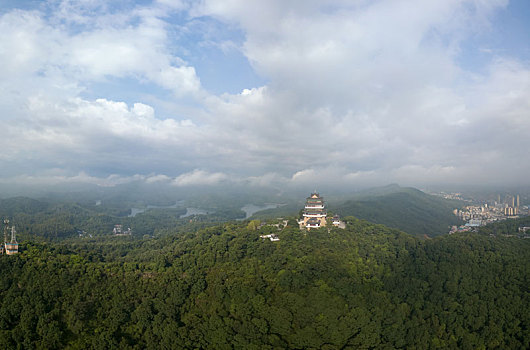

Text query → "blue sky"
[0,0,528,189]
[456,0,530,72]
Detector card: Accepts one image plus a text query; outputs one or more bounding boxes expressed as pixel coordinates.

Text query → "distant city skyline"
[0,0,529,189]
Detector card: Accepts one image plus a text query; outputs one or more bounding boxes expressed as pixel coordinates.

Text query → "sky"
[0,0,529,190]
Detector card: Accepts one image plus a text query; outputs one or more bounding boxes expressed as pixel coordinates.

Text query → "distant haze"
[0,0,529,190]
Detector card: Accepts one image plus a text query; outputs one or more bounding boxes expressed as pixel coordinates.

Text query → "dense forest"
[0,216,528,349]
[478,215,530,236]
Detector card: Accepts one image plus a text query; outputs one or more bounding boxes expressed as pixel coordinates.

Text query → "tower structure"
[2,219,18,255]
[5,226,18,255]
[1,219,7,255]
[301,192,327,229]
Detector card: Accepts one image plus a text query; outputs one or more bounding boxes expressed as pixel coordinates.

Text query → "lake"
[129,201,184,217]
[240,203,280,219]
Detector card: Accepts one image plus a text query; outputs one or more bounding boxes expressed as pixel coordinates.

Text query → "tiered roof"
[303,193,326,217]
[302,192,327,229]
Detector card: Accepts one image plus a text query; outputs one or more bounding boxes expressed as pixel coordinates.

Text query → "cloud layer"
[0,0,529,189]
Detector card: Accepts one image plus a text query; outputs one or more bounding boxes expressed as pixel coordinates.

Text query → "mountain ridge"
[330,185,463,236]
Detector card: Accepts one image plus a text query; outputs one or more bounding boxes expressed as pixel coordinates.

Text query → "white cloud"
[155,0,188,11]
[145,174,172,183]
[0,4,202,98]
[0,95,207,178]
[24,97,197,145]
[173,170,230,186]
[0,172,146,187]
[0,0,528,189]
[196,0,529,185]
[154,66,201,96]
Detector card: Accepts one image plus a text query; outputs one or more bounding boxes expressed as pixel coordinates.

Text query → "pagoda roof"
[304,208,326,213]
[304,212,327,216]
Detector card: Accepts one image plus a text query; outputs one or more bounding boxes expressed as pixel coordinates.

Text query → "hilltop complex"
[299,192,343,230]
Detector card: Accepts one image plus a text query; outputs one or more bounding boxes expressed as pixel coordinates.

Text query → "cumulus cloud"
[0,172,146,187]
[145,174,172,184]
[0,2,201,97]
[173,170,230,187]
[193,0,530,186]
[0,0,528,189]
[0,95,206,178]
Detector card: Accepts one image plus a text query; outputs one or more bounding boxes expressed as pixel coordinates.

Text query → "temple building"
[332,215,341,227]
[113,224,132,236]
[300,192,327,229]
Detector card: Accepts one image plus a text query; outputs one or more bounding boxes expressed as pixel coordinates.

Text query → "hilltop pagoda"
[301,192,327,229]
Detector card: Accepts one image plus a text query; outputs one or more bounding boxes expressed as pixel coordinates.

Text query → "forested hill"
[0,197,246,241]
[330,186,463,236]
[479,215,530,236]
[1,185,463,239]
[0,197,50,216]
[0,219,528,349]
